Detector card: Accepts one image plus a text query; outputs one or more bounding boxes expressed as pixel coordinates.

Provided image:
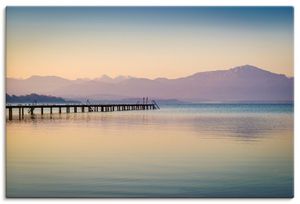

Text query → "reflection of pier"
[6,102,160,120]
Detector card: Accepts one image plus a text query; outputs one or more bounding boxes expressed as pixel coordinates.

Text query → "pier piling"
[8,108,12,120]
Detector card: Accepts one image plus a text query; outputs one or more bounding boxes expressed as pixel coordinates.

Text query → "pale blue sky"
[6,7,294,79]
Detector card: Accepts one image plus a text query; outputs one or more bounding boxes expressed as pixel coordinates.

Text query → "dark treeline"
[6,93,79,104]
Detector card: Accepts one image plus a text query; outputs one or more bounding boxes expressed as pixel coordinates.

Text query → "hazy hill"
[7,76,74,95]
[6,65,294,102]
[6,93,80,104]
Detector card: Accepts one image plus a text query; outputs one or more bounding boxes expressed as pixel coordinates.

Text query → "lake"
[6,104,294,197]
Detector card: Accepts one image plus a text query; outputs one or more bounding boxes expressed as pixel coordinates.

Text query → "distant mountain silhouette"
[95,75,132,83]
[6,65,293,102]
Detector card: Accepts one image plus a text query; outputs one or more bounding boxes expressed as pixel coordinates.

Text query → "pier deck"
[6,103,159,120]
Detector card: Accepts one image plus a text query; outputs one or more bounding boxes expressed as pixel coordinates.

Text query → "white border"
[0,1,298,204]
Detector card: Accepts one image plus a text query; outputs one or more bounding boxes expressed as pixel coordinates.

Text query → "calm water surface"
[6,104,294,197]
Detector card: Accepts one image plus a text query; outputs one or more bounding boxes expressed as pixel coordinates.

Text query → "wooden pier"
[6,102,159,120]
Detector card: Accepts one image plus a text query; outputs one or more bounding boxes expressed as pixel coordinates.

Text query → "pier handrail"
[152,100,160,109]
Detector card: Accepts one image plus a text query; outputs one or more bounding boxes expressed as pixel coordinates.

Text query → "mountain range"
[6,65,294,102]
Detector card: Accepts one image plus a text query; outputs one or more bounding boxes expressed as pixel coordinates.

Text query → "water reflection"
[6,105,293,197]
[189,115,293,141]
[7,110,293,142]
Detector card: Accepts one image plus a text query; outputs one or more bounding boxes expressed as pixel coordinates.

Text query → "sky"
[6,7,294,79]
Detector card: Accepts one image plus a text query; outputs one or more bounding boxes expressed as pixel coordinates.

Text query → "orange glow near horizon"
[6,7,294,79]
